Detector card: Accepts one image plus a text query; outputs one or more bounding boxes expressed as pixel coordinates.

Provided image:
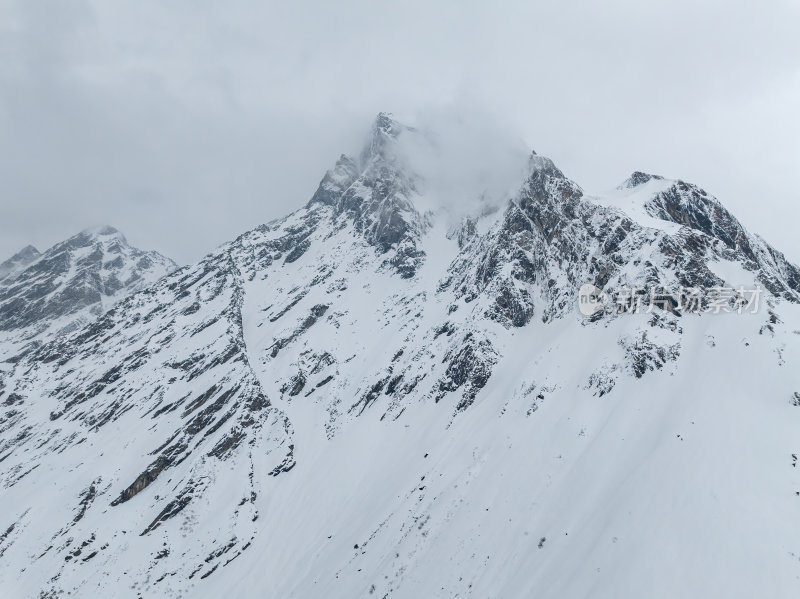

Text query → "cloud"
[391,103,530,223]
[0,0,798,264]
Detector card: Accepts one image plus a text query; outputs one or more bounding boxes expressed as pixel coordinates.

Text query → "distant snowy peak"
[0,244,40,281]
[615,171,755,249]
[645,179,752,248]
[643,180,800,300]
[619,171,665,189]
[526,152,568,180]
[590,173,800,302]
[0,226,176,334]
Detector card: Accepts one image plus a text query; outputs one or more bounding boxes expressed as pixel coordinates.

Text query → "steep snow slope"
[0,114,799,598]
[224,309,800,599]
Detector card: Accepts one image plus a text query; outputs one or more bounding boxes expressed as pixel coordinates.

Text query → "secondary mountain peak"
[620,171,665,189]
[0,226,176,356]
[527,152,567,179]
[80,224,125,240]
[0,244,40,281]
[8,244,40,258]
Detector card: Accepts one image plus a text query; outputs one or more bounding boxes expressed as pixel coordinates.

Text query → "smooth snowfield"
[206,308,800,599]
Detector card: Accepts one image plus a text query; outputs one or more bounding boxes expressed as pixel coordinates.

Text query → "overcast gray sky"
[1,0,798,265]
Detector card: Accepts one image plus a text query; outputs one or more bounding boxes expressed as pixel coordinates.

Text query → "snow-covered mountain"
[1,114,799,598]
[0,226,177,361]
[0,245,40,282]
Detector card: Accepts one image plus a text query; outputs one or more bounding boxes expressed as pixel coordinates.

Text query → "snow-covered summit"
[591,173,800,302]
[0,244,40,282]
[0,226,176,358]
[78,224,127,241]
[619,170,665,189]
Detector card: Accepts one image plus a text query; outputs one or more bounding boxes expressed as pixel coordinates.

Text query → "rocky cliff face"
[1,115,799,599]
[308,113,429,279]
